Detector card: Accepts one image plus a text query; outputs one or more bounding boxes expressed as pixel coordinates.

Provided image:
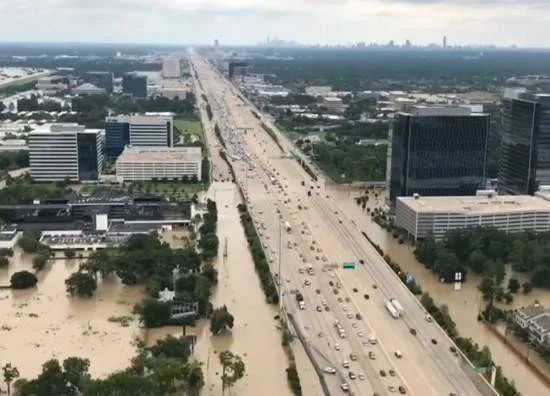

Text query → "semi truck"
[284,222,291,232]
[385,299,401,319]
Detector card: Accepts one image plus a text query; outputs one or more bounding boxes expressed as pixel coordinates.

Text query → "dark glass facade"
[499,94,550,195]
[122,73,147,98]
[85,71,114,93]
[390,112,490,205]
[77,132,101,181]
[105,122,130,161]
[228,62,248,79]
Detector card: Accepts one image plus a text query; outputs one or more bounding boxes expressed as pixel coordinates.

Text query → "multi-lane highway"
[190,53,493,396]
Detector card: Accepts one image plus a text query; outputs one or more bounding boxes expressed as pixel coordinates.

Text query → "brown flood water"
[147,183,294,396]
[0,249,144,379]
[329,186,550,396]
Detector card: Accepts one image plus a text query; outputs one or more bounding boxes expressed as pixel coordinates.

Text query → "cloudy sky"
[0,0,548,47]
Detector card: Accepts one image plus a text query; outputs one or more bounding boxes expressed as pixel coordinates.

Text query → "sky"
[0,0,549,47]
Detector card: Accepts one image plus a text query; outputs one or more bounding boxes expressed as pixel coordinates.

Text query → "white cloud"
[0,0,548,46]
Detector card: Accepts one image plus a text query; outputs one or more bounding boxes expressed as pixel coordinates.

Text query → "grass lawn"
[80,182,206,199]
[174,118,204,144]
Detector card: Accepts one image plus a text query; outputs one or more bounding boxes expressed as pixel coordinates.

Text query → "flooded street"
[0,249,144,379]
[330,186,550,396]
[148,182,294,396]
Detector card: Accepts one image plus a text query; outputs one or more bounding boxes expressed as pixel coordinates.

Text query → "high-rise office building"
[105,115,173,161]
[85,71,114,93]
[122,72,147,98]
[499,91,550,195]
[228,62,248,80]
[389,106,490,206]
[29,123,104,182]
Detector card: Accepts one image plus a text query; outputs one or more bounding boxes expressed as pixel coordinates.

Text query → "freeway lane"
[191,53,490,396]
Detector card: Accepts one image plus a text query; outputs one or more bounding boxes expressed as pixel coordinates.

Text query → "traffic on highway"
[190,53,492,396]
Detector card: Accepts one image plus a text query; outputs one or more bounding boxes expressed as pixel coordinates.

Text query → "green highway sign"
[472,367,488,374]
[343,262,356,270]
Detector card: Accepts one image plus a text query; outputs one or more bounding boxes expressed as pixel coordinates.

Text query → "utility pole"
[278,220,283,310]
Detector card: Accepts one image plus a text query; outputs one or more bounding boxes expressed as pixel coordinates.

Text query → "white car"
[342,360,350,368]
[323,367,336,374]
[341,383,349,392]
[357,332,364,337]
[335,344,341,351]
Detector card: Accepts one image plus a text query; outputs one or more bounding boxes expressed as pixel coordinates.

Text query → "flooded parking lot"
[0,249,144,379]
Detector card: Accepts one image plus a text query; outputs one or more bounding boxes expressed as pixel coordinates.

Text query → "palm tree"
[2,363,19,396]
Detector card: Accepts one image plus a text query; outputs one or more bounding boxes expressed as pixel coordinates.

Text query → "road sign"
[323,263,339,270]
[472,367,488,374]
[343,262,356,270]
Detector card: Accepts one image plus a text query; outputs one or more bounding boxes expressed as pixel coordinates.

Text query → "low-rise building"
[322,96,346,114]
[395,191,550,240]
[305,86,332,97]
[116,146,202,182]
[72,83,106,96]
[515,304,550,346]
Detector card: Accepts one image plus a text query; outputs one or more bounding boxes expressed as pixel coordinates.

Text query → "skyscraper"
[85,71,114,93]
[29,123,104,182]
[104,115,173,161]
[498,91,550,195]
[122,73,147,98]
[389,106,490,206]
[443,36,447,48]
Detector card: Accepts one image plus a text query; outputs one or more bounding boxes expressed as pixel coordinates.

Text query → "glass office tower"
[390,106,490,206]
[77,131,104,181]
[122,73,147,98]
[499,93,550,195]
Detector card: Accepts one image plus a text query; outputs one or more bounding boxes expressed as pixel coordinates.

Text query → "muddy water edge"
[330,186,550,396]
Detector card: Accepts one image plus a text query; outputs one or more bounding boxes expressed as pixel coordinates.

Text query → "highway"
[190,53,489,396]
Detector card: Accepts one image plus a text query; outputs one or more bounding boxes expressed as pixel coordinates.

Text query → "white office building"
[116,146,202,182]
[395,190,550,240]
[29,123,104,182]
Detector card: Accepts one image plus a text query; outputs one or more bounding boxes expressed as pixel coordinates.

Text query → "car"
[342,360,350,368]
[304,280,311,286]
[349,353,357,361]
[334,289,339,295]
[357,331,364,337]
[409,328,417,336]
[379,370,386,377]
[340,383,349,392]
[316,306,322,312]
[352,322,358,328]
[372,284,378,289]
[389,369,396,377]
[347,313,353,319]
[343,306,348,311]
[348,372,356,380]
[321,300,327,306]
[323,367,336,374]
[329,281,334,286]
[450,346,457,353]
[359,259,365,265]
[431,338,438,345]
[352,287,358,293]
[345,297,350,302]
[337,297,343,303]
[335,344,341,351]
[355,313,362,320]
[388,386,396,393]
[425,315,433,322]
[368,352,376,360]
[358,374,365,381]
[398,386,406,394]
[316,289,321,294]
[364,294,370,300]
[324,306,330,311]
[394,350,403,358]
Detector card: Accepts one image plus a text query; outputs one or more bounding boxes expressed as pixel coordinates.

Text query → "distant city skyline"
[0,0,549,48]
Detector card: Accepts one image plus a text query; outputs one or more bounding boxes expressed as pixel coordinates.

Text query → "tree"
[0,256,9,268]
[32,252,49,271]
[148,335,192,362]
[182,360,204,396]
[64,249,76,259]
[219,351,245,394]
[3,363,19,396]
[522,281,533,294]
[479,276,496,302]
[133,298,171,328]
[201,263,218,285]
[18,232,42,253]
[84,372,162,396]
[507,278,520,294]
[210,306,234,335]
[10,271,37,289]
[65,272,97,297]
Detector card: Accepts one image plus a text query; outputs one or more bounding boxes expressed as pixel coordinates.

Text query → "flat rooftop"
[117,146,202,163]
[398,195,550,214]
